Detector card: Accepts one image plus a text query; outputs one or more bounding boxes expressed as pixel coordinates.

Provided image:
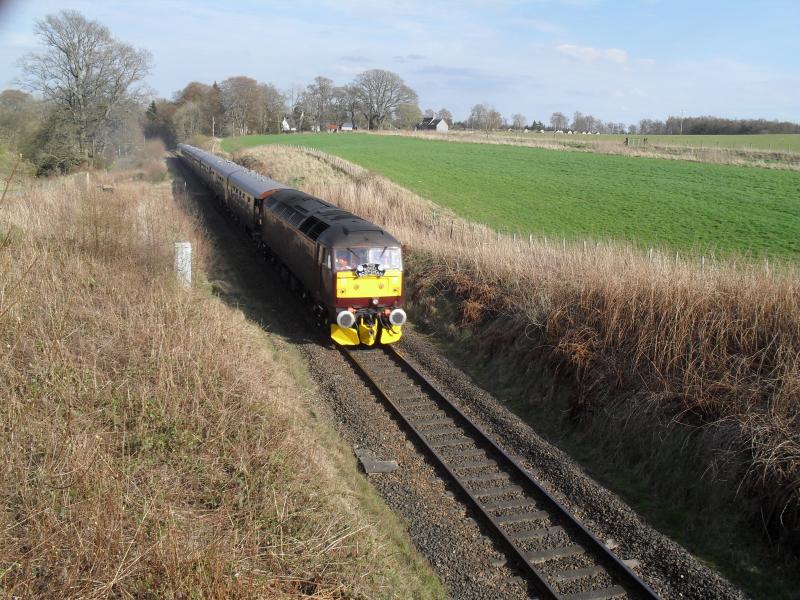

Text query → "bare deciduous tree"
[353,69,417,130]
[571,111,600,133]
[341,84,361,128]
[468,103,487,130]
[549,112,568,131]
[511,113,527,130]
[257,83,286,134]
[328,86,350,127]
[469,103,502,131]
[173,101,203,140]
[488,108,503,131]
[19,10,151,164]
[394,103,422,129]
[219,76,262,136]
[437,108,453,124]
[306,76,333,130]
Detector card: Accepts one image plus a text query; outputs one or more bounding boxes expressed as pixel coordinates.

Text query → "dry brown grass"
[0,171,442,598]
[111,139,169,182]
[239,144,800,538]
[369,130,800,171]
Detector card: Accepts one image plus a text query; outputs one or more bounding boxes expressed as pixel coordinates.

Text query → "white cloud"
[556,44,629,63]
[514,18,565,34]
[604,48,628,63]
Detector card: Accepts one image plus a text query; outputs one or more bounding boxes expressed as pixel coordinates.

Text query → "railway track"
[342,345,660,600]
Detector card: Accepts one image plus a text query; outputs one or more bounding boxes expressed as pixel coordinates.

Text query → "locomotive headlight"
[356,264,364,273]
[371,298,379,306]
[389,308,407,326]
[336,310,356,329]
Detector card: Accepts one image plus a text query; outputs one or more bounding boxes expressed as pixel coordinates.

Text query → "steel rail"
[342,345,660,600]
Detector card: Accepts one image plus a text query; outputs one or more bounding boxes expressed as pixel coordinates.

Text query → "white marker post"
[175,242,192,287]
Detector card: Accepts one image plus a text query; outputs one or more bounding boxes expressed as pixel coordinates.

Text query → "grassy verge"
[233,143,800,599]
[408,292,800,599]
[0,166,443,598]
[223,133,800,260]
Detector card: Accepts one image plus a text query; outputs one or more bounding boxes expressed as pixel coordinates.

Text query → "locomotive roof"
[270,189,401,247]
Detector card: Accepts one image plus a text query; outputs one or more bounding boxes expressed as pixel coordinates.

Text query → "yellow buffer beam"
[336,270,402,299]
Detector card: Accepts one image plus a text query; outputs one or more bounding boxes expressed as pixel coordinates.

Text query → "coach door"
[254,197,262,229]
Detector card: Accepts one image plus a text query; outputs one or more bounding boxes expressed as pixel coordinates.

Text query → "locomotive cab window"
[334,247,402,271]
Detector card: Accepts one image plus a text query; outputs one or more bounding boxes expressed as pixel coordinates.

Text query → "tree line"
[545,111,800,135]
[144,70,432,147]
[1,10,798,176]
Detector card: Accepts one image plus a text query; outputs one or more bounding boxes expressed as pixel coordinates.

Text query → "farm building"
[415,117,449,132]
[323,122,355,132]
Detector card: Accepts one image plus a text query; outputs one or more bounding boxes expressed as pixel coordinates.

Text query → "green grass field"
[222,134,800,259]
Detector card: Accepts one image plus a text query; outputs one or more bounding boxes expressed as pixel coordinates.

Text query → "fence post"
[529,233,533,246]
[175,242,192,287]
[648,247,653,261]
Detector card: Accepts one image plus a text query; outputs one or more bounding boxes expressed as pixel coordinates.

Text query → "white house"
[415,117,449,132]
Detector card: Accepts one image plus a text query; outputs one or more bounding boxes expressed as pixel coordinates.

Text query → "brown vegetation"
[0,170,441,597]
[239,144,800,542]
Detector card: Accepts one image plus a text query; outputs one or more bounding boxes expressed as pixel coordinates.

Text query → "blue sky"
[1,0,798,124]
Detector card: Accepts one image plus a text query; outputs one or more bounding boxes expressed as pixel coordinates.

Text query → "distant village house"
[415,117,449,132]
[281,117,297,133]
[323,122,355,132]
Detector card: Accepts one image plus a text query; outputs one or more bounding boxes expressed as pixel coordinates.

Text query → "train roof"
[229,169,290,198]
[178,144,401,248]
[178,143,241,178]
[269,189,401,247]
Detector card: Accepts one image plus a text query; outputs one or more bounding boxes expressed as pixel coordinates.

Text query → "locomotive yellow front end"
[330,246,406,346]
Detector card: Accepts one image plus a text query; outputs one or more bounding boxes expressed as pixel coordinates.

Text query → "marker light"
[336,310,356,328]
[389,308,407,326]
